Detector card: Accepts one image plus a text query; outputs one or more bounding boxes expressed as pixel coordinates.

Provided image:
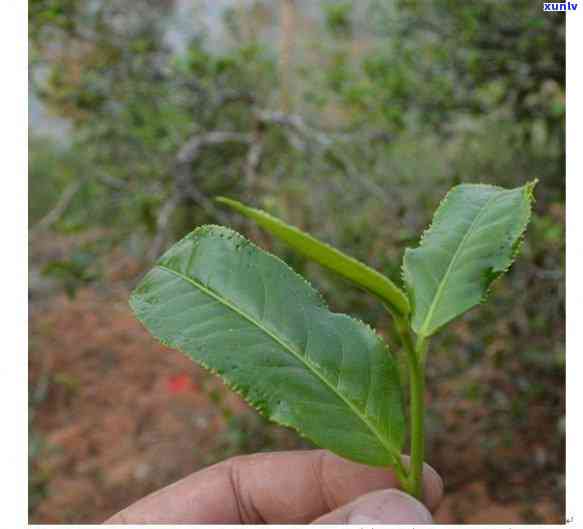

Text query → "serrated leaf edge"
[131,224,404,465]
[479,179,537,304]
[401,181,537,338]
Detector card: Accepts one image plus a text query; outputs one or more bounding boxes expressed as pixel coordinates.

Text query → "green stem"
[394,316,426,500]
[407,343,425,499]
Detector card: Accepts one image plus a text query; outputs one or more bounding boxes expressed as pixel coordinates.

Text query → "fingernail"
[347,489,433,524]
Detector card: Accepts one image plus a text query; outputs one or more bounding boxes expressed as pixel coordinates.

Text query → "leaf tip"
[524,178,539,202]
[215,195,232,205]
[215,196,247,212]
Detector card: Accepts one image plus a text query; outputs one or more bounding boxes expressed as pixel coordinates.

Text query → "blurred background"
[28,0,565,523]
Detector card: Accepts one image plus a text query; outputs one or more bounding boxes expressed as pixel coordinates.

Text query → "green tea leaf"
[402,182,535,338]
[131,226,405,467]
[216,197,410,318]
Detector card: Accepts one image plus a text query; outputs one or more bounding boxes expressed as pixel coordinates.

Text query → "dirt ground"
[29,262,564,524]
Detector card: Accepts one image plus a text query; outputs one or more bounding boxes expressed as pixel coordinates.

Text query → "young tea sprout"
[130,181,535,499]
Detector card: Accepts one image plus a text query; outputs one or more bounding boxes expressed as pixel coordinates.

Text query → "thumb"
[312,489,433,524]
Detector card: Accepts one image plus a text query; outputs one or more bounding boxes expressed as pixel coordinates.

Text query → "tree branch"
[31,178,86,233]
[148,132,253,260]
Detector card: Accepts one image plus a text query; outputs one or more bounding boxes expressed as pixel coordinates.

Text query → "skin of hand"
[105,449,443,524]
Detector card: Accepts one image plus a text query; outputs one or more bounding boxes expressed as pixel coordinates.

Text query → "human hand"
[105,450,443,524]
[105,449,443,524]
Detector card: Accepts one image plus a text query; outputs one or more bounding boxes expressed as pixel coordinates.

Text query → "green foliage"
[130,226,406,468]
[132,182,534,497]
[29,0,79,33]
[42,249,101,299]
[29,1,285,254]
[29,1,563,253]
[324,2,353,37]
[28,138,80,225]
[403,182,536,338]
[216,197,410,318]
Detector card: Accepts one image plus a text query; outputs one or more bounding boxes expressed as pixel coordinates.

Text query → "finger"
[105,449,443,524]
[312,489,433,524]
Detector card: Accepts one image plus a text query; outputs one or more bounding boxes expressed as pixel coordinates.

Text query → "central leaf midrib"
[419,192,500,336]
[157,264,398,459]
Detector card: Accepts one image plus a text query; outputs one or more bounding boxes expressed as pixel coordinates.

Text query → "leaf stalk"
[395,316,426,500]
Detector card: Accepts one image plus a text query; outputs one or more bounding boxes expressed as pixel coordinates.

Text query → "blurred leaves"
[42,249,101,299]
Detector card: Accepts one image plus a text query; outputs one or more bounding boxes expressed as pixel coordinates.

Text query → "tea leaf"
[131,226,405,467]
[217,197,410,318]
[402,182,535,338]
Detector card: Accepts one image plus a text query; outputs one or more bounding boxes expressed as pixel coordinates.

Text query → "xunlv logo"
[543,2,578,10]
